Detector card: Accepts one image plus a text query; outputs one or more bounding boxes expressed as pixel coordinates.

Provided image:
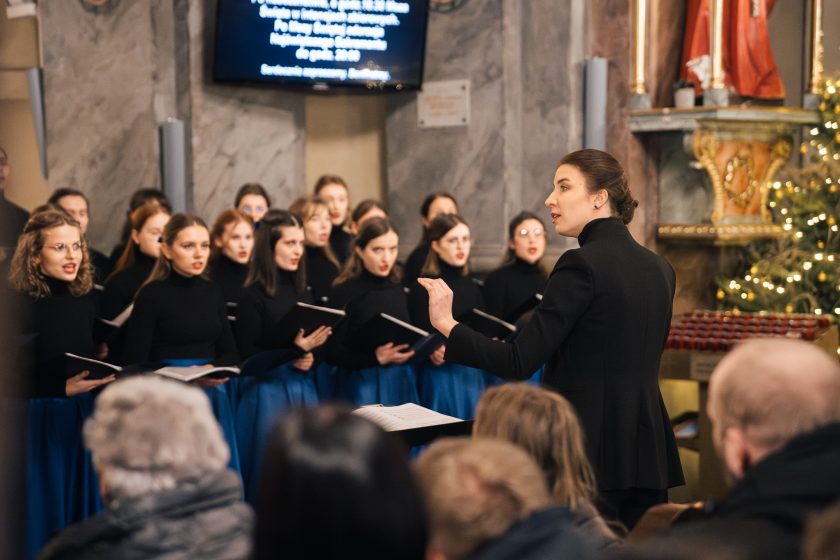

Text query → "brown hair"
[209,209,253,262]
[414,437,550,560]
[419,192,458,243]
[9,210,94,298]
[350,199,387,225]
[420,213,469,277]
[334,217,401,286]
[473,383,598,511]
[313,174,348,194]
[111,201,171,276]
[289,195,340,269]
[144,214,209,286]
[557,149,638,224]
[48,187,89,208]
[234,182,271,209]
[245,209,307,296]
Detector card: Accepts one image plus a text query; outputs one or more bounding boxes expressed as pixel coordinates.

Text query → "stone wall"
[40,0,305,250]
[384,0,587,268]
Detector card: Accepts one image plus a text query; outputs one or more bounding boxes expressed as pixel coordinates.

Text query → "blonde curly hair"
[9,209,93,298]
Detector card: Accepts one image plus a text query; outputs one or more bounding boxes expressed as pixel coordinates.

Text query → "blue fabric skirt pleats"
[418,362,496,420]
[313,362,338,402]
[334,363,420,407]
[163,358,241,477]
[25,394,102,560]
[234,363,319,502]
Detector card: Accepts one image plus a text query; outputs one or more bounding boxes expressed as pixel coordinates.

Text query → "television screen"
[214,0,429,91]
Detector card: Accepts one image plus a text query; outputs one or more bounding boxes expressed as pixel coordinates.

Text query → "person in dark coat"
[419,149,684,529]
[0,146,30,251]
[37,375,253,560]
[415,437,591,560]
[701,337,840,559]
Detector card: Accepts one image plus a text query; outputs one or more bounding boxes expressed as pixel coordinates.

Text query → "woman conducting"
[419,149,683,529]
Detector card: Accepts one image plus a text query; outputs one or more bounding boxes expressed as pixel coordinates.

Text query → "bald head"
[709,338,840,456]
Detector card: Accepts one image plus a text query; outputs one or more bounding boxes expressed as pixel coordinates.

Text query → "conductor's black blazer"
[447,217,684,491]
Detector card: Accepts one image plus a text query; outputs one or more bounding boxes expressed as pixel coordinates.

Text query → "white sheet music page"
[353,403,462,432]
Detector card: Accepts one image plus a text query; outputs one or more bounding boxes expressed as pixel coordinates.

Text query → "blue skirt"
[25,394,102,560]
[234,363,319,502]
[418,362,496,420]
[334,363,420,407]
[527,365,545,386]
[163,359,241,477]
[313,362,338,402]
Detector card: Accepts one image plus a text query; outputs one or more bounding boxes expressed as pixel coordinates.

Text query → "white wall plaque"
[417,79,470,128]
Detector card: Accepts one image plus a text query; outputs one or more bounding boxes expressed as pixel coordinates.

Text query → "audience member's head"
[314,174,350,228]
[707,338,840,484]
[474,383,597,510]
[49,188,92,235]
[83,375,229,503]
[414,437,552,560]
[234,182,271,223]
[803,499,840,560]
[254,406,427,560]
[10,209,93,298]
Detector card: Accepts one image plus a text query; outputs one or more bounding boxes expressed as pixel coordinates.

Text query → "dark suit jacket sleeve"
[445,250,593,380]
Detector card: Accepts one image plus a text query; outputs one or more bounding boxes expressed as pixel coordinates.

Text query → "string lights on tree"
[716,78,840,354]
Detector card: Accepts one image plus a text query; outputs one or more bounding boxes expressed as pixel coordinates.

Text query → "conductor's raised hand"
[294,325,332,352]
[66,370,116,396]
[417,278,458,337]
[375,342,415,365]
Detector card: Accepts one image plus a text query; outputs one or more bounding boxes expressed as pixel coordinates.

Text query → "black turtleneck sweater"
[100,248,157,321]
[235,270,313,358]
[326,269,412,368]
[305,246,339,305]
[402,242,430,286]
[123,271,238,366]
[209,254,249,304]
[483,258,548,322]
[408,261,484,333]
[89,248,113,286]
[329,227,353,266]
[19,278,98,397]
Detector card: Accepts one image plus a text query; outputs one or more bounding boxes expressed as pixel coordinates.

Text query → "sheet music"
[353,403,462,431]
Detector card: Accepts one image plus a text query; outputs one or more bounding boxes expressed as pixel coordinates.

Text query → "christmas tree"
[715,79,840,321]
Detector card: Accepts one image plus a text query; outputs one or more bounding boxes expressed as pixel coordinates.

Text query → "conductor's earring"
[594,204,600,210]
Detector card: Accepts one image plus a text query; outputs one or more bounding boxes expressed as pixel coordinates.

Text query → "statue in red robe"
[680,0,785,100]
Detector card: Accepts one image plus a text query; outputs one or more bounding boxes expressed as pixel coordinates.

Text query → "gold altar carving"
[672,119,794,242]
